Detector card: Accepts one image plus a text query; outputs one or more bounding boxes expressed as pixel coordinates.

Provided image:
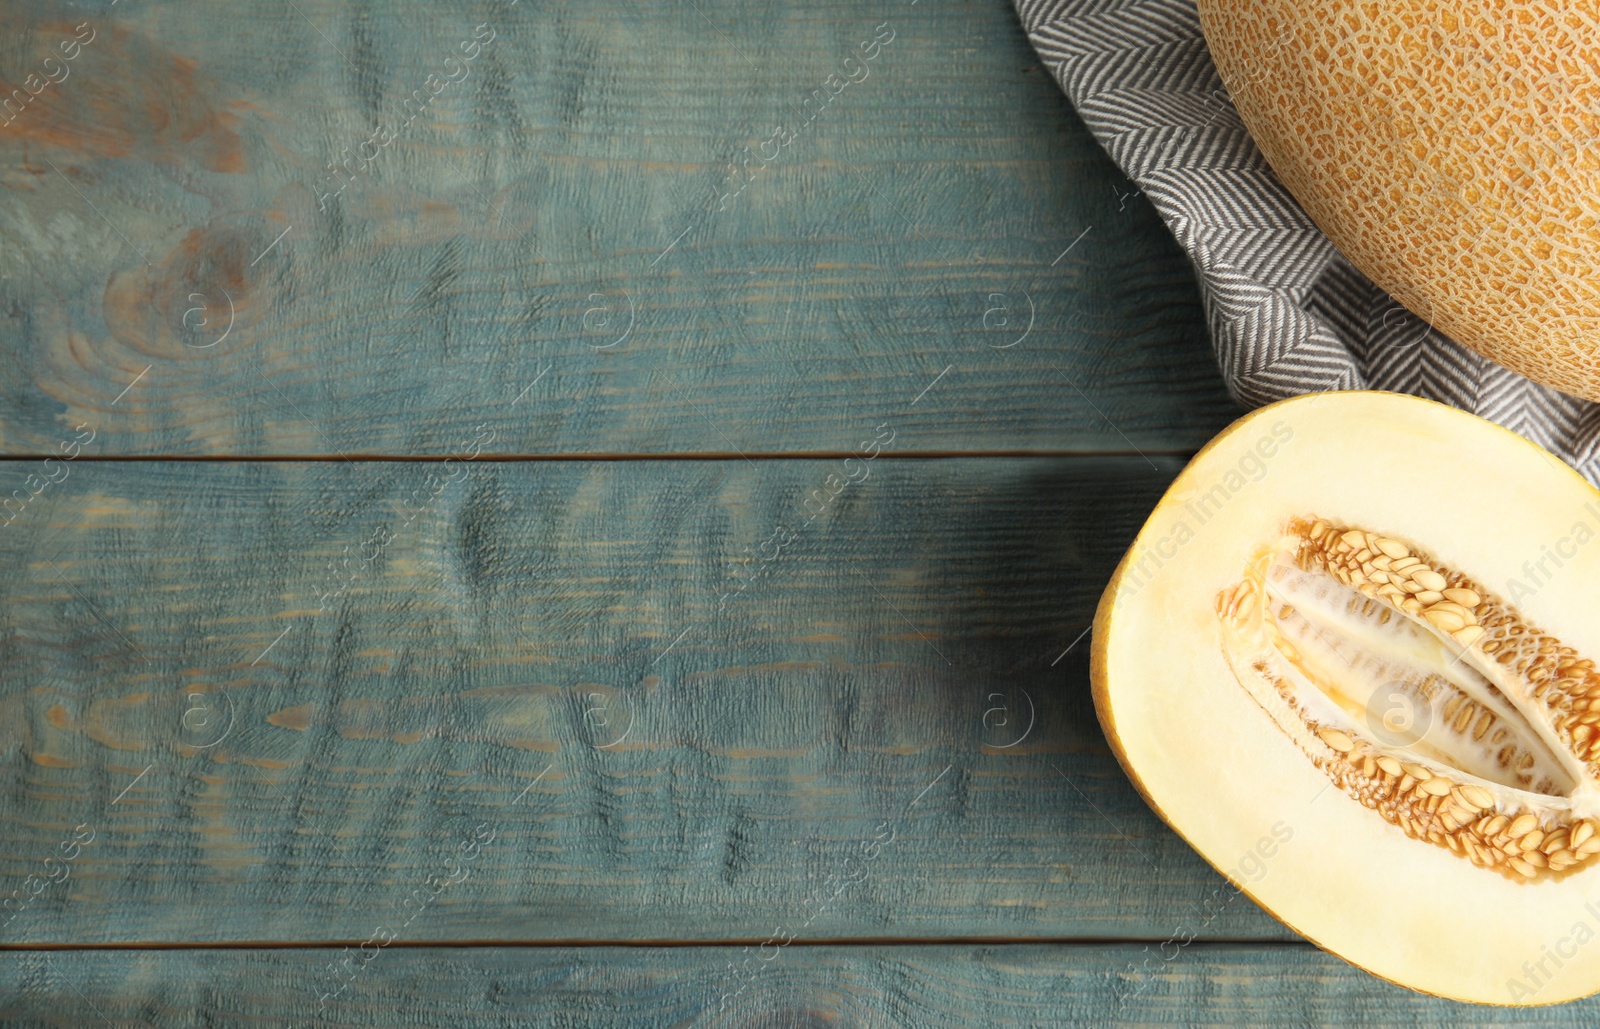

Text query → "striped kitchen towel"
[1014,0,1600,481]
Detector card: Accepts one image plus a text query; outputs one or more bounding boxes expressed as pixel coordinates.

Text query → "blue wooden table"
[1,0,1593,1023]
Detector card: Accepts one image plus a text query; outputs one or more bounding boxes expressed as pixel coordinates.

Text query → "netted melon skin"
[1197,1,1600,400]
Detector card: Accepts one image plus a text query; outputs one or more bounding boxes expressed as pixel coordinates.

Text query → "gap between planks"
[0,449,1199,463]
[0,937,1316,952]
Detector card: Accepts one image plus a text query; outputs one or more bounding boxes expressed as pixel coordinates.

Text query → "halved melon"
[1093,390,1600,1004]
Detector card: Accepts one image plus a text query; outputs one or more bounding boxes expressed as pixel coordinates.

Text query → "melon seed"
[1508,814,1539,838]
[1420,777,1454,797]
[1375,538,1410,558]
[1413,569,1448,592]
[1424,608,1467,633]
[1318,728,1355,752]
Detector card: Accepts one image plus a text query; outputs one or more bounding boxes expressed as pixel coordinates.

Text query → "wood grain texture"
[0,0,1238,458]
[5,944,1598,1025]
[0,0,1396,1017]
[0,456,1310,945]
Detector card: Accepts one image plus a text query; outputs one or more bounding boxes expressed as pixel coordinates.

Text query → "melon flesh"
[1094,391,1600,1004]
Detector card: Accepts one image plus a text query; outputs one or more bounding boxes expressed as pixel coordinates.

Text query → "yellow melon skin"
[1093,390,1600,1005]
[1197,1,1600,401]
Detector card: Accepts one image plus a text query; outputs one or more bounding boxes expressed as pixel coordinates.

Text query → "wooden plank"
[4,944,1596,1025]
[0,0,1238,457]
[0,456,1300,944]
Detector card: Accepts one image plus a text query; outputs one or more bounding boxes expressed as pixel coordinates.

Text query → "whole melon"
[1197,1,1600,400]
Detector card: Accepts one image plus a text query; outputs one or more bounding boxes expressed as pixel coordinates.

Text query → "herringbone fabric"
[1015,0,1600,481]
